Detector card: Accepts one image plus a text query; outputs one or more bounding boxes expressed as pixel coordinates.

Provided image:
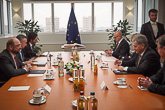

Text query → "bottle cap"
[80,91,84,95]
[90,91,95,95]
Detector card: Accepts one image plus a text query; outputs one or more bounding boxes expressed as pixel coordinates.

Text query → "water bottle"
[47,51,51,65]
[87,92,98,110]
[58,58,64,77]
[77,91,87,110]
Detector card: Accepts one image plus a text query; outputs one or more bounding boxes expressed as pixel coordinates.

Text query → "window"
[114,2,123,25]
[23,2,124,33]
[0,0,12,36]
[137,0,142,32]
[135,0,158,32]
[3,0,8,34]
[75,3,92,32]
[54,3,71,32]
[34,3,51,33]
[23,3,32,20]
[94,3,112,32]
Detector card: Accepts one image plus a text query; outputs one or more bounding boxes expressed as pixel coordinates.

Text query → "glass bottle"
[76,54,79,62]
[90,53,95,69]
[94,64,98,75]
[74,77,79,92]
[58,58,64,77]
[87,92,98,110]
[77,91,87,110]
[79,77,84,91]
[47,51,51,65]
[73,47,76,60]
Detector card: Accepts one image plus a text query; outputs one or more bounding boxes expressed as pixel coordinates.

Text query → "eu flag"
[66,7,81,44]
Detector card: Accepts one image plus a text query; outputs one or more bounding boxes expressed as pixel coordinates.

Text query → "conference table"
[0,51,164,110]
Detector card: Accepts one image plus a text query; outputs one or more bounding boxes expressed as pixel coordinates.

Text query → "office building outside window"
[54,3,70,32]
[34,3,51,33]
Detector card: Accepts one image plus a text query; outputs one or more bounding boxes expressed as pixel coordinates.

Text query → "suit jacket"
[112,39,130,59]
[22,42,37,61]
[18,50,24,62]
[122,47,160,77]
[149,61,165,95]
[140,22,164,50]
[0,49,26,83]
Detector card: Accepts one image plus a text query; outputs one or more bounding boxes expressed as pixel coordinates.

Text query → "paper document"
[27,74,43,77]
[8,86,30,91]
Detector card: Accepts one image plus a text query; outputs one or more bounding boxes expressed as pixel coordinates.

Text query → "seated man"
[16,34,32,64]
[138,35,165,95]
[105,30,130,59]
[22,32,41,61]
[114,33,160,77]
[0,38,31,87]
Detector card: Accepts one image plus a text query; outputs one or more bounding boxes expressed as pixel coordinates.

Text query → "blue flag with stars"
[66,7,81,44]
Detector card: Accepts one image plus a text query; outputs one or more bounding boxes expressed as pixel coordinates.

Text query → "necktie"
[14,56,18,69]
[137,55,141,67]
[115,43,118,51]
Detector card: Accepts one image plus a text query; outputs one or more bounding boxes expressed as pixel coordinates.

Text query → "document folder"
[113,70,135,75]
[27,70,46,74]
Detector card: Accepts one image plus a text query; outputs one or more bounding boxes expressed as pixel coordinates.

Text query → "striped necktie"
[14,56,18,69]
[137,55,141,67]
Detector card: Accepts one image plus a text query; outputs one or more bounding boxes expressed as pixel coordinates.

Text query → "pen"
[129,85,133,89]
[33,89,36,94]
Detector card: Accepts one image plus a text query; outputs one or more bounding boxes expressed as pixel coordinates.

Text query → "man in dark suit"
[22,32,41,61]
[138,35,165,95]
[105,31,130,59]
[16,34,32,64]
[114,34,160,77]
[0,38,31,87]
[140,9,164,52]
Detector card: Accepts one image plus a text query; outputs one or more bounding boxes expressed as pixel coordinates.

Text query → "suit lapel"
[138,48,148,65]
[115,39,124,52]
[6,50,17,69]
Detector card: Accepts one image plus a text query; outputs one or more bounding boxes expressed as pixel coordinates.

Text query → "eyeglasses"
[14,44,21,47]
[114,36,119,39]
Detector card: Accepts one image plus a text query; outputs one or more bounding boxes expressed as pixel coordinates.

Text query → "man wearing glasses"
[0,38,31,87]
[105,30,130,59]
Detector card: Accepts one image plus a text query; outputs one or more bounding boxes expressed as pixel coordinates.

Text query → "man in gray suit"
[138,35,165,95]
[0,38,31,87]
[16,34,32,64]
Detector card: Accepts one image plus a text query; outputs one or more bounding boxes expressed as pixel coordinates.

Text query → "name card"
[100,81,108,90]
[44,85,51,93]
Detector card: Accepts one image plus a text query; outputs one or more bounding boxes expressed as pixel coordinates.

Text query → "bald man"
[0,38,31,87]
[105,31,130,59]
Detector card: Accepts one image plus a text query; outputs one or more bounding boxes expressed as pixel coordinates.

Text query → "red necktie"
[14,56,18,69]
[115,43,118,51]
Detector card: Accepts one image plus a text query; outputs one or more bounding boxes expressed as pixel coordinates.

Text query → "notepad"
[27,70,46,74]
[27,74,44,77]
[32,62,47,66]
[8,86,30,91]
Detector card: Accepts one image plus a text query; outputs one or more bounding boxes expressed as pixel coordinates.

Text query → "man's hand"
[25,64,32,72]
[138,77,152,88]
[36,54,42,57]
[24,60,32,65]
[114,59,122,65]
[117,66,124,71]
